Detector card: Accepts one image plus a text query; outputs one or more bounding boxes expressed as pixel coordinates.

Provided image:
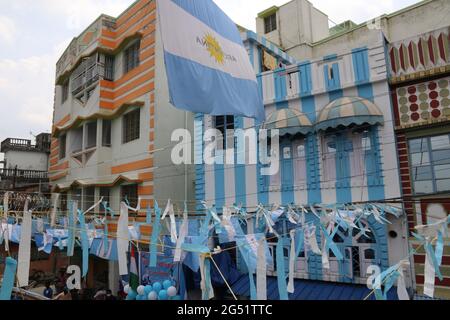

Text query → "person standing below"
[43,281,53,299]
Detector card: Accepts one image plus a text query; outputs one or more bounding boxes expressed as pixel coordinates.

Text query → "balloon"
[123,284,130,294]
[136,295,142,301]
[144,285,153,295]
[163,280,172,290]
[137,285,145,296]
[148,291,158,300]
[127,290,137,300]
[167,286,177,297]
[152,282,162,293]
[158,289,168,300]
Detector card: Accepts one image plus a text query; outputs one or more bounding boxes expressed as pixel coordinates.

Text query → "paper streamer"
[117,202,130,275]
[221,207,236,242]
[169,203,178,243]
[78,210,90,278]
[174,203,189,262]
[199,255,214,300]
[3,192,9,252]
[0,257,17,300]
[397,260,410,300]
[50,193,60,227]
[67,201,77,257]
[17,201,31,287]
[304,224,321,255]
[149,201,161,267]
[287,230,296,293]
[146,205,152,225]
[256,238,267,300]
[423,244,436,297]
[276,238,288,300]
[161,199,172,220]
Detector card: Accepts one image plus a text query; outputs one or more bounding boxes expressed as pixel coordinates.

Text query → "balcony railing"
[0,168,48,181]
[0,138,50,153]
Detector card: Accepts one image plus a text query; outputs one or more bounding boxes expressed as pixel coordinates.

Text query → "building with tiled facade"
[389,26,450,299]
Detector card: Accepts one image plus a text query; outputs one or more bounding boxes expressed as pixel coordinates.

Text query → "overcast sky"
[0,0,420,145]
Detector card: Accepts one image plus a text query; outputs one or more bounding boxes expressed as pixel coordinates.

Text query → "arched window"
[352,220,376,244]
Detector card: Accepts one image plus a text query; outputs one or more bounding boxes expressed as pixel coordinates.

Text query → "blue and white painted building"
[192,0,423,292]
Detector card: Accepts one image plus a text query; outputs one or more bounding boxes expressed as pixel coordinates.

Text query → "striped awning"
[316,97,384,131]
[262,108,313,136]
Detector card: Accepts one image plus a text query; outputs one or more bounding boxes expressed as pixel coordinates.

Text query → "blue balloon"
[136,295,143,301]
[153,282,162,293]
[163,280,172,290]
[144,285,153,295]
[127,290,137,300]
[158,289,168,300]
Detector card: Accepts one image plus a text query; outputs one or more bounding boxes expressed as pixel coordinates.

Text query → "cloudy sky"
[0,0,420,145]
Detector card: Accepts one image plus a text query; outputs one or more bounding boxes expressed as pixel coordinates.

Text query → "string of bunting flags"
[0,191,449,301]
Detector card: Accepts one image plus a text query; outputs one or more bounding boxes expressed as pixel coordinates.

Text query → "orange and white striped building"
[49,0,194,216]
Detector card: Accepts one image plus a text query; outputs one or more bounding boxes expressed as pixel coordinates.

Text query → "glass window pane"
[414,180,434,194]
[412,166,433,180]
[409,138,428,153]
[297,144,305,157]
[436,179,450,192]
[411,152,430,166]
[434,164,450,179]
[430,135,450,150]
[432,149,450,165]
[283,147,291,159]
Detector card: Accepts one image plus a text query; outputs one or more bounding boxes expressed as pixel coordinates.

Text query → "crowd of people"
[39,267,125,301]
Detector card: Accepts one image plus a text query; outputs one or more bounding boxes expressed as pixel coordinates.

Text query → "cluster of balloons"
[124,280,179,300]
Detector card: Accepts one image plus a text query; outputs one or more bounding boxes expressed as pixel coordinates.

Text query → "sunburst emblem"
[204,33,225,65]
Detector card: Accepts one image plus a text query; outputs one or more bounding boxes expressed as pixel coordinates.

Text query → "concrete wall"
[255,0,329,51]
[4,150,48,171]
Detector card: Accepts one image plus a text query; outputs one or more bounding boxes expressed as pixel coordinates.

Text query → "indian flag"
[129,245,139,291]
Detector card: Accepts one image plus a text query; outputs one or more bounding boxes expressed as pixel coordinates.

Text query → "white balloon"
[148,291,158,300]
[137,285,145,296]
[124,285,130,294]
[167,286,177,297]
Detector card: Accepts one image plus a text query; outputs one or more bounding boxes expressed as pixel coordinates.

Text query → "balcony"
[1,138,50,153]
[0,168,48,182]
[388,26,450,83]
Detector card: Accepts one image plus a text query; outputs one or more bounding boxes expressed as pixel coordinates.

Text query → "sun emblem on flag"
[204,33,225,65]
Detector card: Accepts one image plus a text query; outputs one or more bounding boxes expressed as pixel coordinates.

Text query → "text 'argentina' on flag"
[157,0,265,122]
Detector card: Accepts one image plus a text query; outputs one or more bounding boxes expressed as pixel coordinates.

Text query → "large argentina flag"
[158,0,265,121]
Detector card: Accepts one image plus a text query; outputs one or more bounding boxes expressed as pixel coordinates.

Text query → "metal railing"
[0,168,48,180]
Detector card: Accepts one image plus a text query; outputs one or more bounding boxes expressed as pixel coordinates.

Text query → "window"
[99,187,111,213]
[104,55,115,81]
[409,134,450,194]
[124,41,140,74]
[83,187,95,211]
[61,81,69,103]
[72,188,82,205]
[102,119,112,147]
[264,13,277,34]
[71,127,83,154]
[86,121,97,149]
[59,134,66,160]
[294,140,307,186]
[213,115,234,150]
[60,192,68,212]
[123,109,140,143]
[121,184,138,208]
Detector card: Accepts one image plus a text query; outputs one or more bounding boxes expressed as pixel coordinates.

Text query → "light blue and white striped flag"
[158,0,265,121]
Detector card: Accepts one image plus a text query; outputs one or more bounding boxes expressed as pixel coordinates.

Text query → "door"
[281,144,293,188]
[359,245,377,279]
[343,247,354,282]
